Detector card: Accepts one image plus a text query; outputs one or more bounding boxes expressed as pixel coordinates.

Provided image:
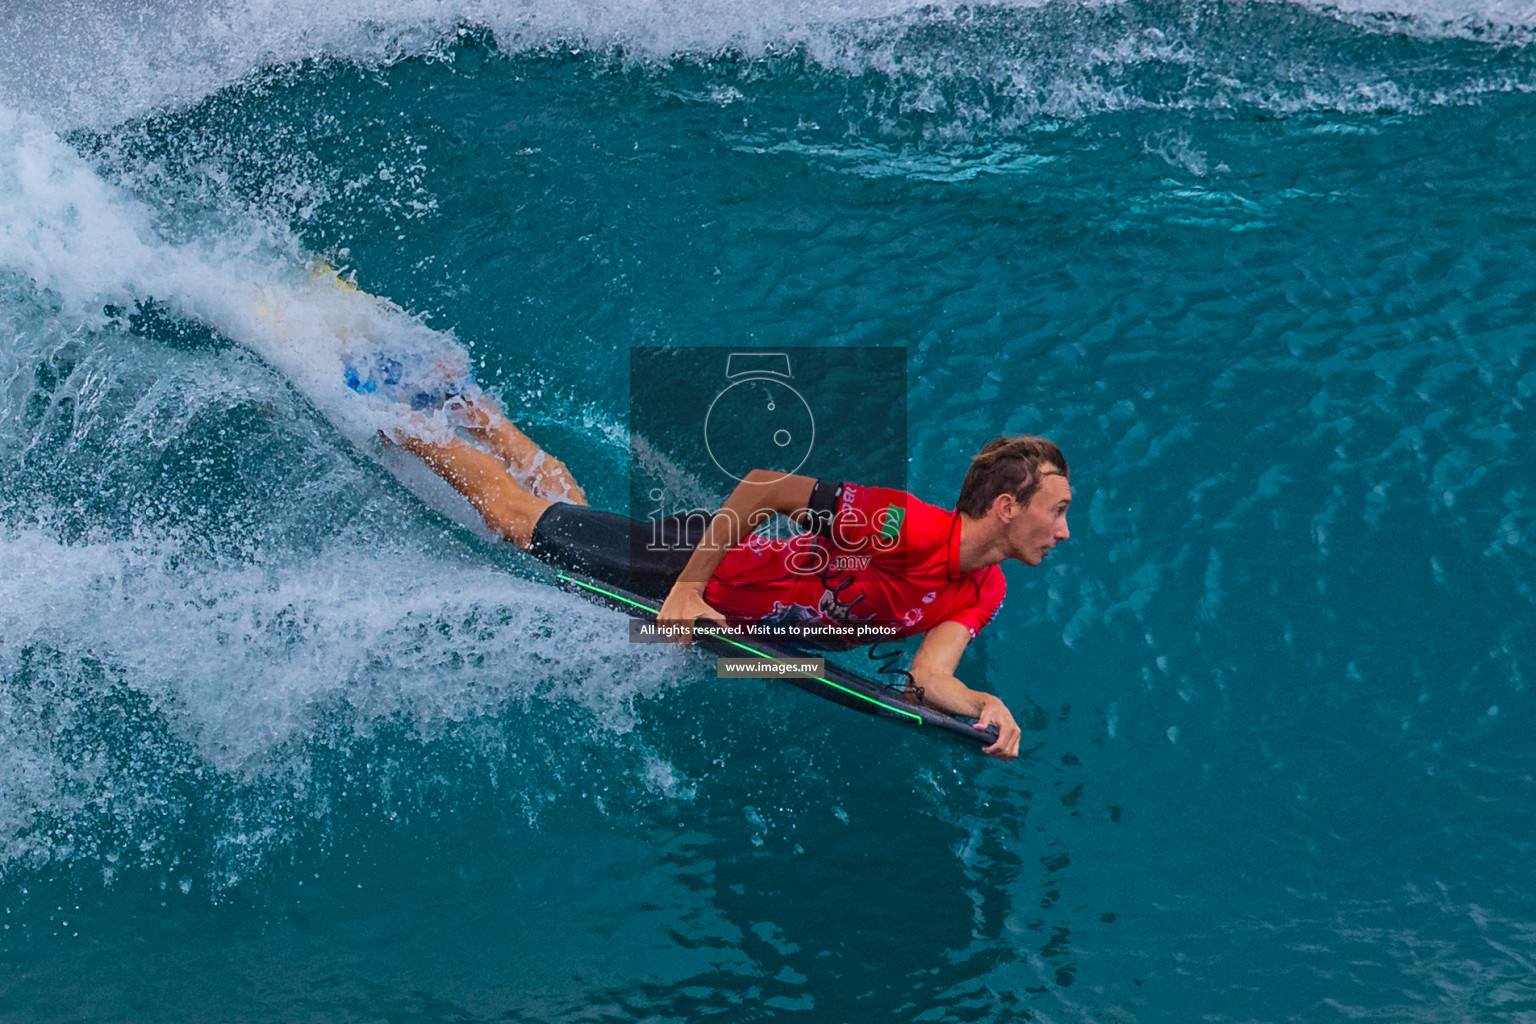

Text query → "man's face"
[1006,469,1072,566]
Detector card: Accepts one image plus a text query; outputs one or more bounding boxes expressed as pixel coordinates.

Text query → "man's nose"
[1057,516,1071,541]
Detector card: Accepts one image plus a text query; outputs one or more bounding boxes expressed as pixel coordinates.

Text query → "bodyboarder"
[386,392,1070,761]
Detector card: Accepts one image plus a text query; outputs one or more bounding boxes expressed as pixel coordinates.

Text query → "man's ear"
[990,492,1015,522]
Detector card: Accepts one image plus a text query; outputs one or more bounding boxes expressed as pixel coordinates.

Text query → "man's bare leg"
[394,432,552,549]
[453,397,588,505]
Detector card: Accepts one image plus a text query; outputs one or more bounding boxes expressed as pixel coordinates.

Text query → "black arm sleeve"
[804,479,844,537]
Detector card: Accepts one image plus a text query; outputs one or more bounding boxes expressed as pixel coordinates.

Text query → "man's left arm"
[909,621,1022,761]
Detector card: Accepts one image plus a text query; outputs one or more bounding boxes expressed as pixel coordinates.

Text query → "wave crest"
[4,0,1532,130]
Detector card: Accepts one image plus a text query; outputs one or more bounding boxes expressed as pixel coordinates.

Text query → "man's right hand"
[655,584,728,646]
[976,694,1022,761]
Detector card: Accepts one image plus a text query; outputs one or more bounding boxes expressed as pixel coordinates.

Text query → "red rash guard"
[702,481,1005,644]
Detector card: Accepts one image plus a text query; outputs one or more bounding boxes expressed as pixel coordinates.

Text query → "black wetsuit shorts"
[527,481,843,600]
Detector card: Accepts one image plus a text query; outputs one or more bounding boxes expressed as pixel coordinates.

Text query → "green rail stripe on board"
[556,573,923,724]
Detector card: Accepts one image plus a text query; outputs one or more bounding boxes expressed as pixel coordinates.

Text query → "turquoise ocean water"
[2,0,1535,1019]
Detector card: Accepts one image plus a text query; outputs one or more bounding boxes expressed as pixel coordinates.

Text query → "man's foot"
[518,449,587,505]
[391,432,553,549]
[453,396,588,505]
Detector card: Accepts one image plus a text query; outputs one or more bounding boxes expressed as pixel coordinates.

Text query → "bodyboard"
[555,569,1000,750]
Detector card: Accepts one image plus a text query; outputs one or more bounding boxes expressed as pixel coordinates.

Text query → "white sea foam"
[0,106,493,452]
[0,522,686,874]
[0,108,681,743]
[0,528,671,770]
[1321,0,1536,34]
[1,0,1529,131]
[0,107,701,875]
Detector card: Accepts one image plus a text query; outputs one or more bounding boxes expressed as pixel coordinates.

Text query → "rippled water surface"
[2,0,1535,1020]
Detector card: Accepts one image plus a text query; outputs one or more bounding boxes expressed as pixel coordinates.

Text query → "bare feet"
[453,396,588,505]
[520,450,588,505]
